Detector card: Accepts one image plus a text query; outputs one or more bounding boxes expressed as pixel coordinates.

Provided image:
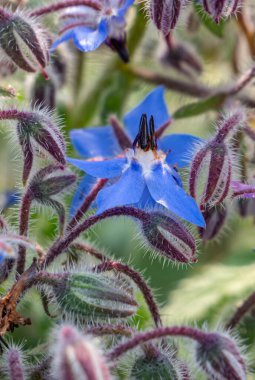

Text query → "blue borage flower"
[68,87,205,227]
[0,241,16,264]
[51,0,134,62]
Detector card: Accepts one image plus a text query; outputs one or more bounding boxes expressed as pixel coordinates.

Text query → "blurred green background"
[0,1,255,376]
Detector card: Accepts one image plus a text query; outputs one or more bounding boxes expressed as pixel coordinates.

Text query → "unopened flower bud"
[131,351,183,380]
[141,212,197,263]
[28,165,76,231]
[150,0,186,35]
[238,198,255,218]
[31,52,67,109]
[196,332,246,380]
[160,39,202,77]
[189,111,245,208]
[198,205,227,241]
[0,108,66,184]
[201,0,241,23]
[31,75,56,110]
[3,346,26,380]
[0,61,17,77]
[51,324,112,380]
[0,7,49,74]
[51,272,137,320]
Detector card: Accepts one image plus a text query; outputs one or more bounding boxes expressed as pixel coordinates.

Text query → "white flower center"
[126,148,167,177]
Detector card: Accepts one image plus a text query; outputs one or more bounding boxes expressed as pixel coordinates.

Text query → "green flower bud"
[52,272,138,320]
[130,352,182,380]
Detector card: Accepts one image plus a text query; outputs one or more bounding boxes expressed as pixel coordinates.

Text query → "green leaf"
[173,94,225,119]
[163,262,255,325]
[193,3,226,38]
[0,86,15,98]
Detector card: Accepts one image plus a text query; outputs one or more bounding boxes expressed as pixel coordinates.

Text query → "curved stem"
[67,179,108,231]
[16,190,33,276]
[86,324,133,338]
[226,291,255,330]
[94,261,162,328]
[0,110,27,120]
[30,0,102,17]
[123,65,211,98]
[42,206,148,268]
[70,242,109,262]
[107,326,207,361]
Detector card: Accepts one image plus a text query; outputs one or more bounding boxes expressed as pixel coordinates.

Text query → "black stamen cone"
[149,115,157,150]
[138,114,149,150]
[109,38,129,63]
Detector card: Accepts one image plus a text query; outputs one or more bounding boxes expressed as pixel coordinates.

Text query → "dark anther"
[138,113,149,150]
[149,115,157,150]
[134,114,158,151]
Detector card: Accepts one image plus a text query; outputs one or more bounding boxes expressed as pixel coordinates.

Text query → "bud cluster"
[0,108,66,184]
[189,110,245,209]
[0,7,49,74]
[195,332,246,380]
[141,211,197,264]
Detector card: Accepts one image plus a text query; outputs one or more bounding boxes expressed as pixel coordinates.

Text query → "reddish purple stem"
[94,261,162,328]
[86,324,133,337]
[107,326,208,361]
[43,207,148,268]
[226,291,255,329]
[30,0,102,17]
[16,190,33,275]
[67,178,108,231]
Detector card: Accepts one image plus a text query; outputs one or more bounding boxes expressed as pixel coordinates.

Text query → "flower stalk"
[94,260,162,328]
[43,207,148,268]
[30,0,102,17]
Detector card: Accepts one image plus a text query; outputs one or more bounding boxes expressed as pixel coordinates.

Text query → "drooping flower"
[51,0,134,62]
[68,87,205,227]
[69,87,202,217]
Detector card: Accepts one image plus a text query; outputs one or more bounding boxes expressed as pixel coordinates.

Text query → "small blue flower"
[68,87,205,227]
[0,190,19,211]
[0,241,16,264]
[51,0,134,61]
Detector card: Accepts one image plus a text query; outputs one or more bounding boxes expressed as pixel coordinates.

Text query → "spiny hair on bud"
[49,323,111,380]
[37,264,137,325]
[135,207,199,267]
[1,102,66,151]
[145,0,189,35]
[192,324,248,380]
[199,202,233,243]
[0,7,49,73]
[201,0,244,22]
[214,108,246,142]
[116,345,185,380]
[189,128,242,208]
[2,342,27,380]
